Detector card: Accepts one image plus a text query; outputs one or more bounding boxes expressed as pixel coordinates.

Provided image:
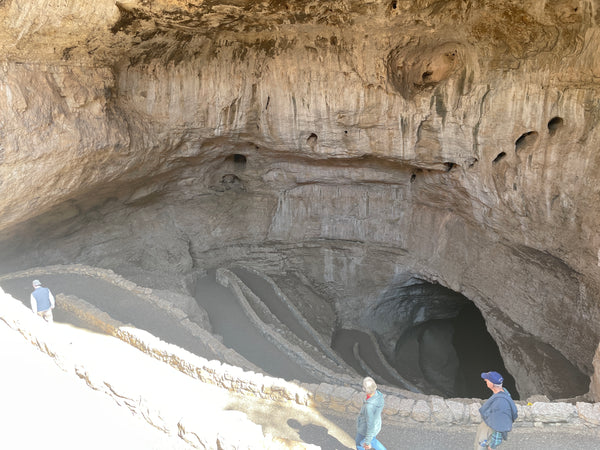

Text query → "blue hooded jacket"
[479,388,518,433]
[357,390,384,446]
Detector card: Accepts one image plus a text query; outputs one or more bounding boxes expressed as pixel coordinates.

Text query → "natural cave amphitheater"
[1,0,600,401]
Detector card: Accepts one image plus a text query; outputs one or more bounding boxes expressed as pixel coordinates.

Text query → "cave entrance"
[451,302,518,399]
[378,279,518,399]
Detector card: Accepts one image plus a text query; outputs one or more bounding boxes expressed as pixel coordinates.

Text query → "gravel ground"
[321,410,600,449]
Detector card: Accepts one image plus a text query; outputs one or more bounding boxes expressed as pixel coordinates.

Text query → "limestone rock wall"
[0,62,130,231]
[0,0,599,399]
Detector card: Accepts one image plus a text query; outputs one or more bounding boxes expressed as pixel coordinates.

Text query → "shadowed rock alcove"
[364,278,519,399]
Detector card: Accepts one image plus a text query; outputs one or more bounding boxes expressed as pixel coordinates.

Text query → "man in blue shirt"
[30,279,55,323]
[474,371,518,449]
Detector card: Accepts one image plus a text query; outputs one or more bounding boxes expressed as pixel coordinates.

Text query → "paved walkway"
[0,315,355,449]
[2,271,600,449]
[1,273,216,359]
[4,316,598,450]
[195,270,319,383]
[0,319,194,450]
[323,411,600,449]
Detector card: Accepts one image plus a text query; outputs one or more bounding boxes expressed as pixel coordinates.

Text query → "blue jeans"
[356,433,387,450]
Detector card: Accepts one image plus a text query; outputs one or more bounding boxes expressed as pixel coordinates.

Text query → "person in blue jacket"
[30,279,55,323]
[474,371,518,449]
[356,377,387,450]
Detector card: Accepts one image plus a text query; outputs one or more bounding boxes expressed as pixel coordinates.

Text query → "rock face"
[0,0,599,399]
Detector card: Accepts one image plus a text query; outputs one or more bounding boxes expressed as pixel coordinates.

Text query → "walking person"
[474,371,518,449]
[30,279,55,323]
[356,377,387,450]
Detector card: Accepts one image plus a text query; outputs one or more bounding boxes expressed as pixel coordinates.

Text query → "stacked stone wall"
[2,264,600,431]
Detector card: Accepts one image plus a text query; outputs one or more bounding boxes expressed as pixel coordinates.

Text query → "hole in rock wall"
[307,133,318,149]
[226,153,247,169]
[371,279,518,399]
[451,303,518,399]
[547,116,564,135]
[515,131,538,152]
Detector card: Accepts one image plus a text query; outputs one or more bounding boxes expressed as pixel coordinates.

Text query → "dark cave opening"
[451,302,518,399]
[378,280,519,399]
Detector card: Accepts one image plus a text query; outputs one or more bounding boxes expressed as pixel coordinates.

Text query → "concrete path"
[232,267,322,349]
[324,411,600,449]
[332,328,407,387]
[3,271,600,449]
[4,313,598,450]
[1,274,217,360]
[195,270,319,383]
[0,319,194,450]
[0,312,354,449]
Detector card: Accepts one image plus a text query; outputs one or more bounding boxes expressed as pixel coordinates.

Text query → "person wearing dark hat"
[474,371,518,449]
[30,279,55,323]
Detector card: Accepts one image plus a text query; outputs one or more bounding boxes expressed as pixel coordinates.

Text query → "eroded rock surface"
[0,0,599,399]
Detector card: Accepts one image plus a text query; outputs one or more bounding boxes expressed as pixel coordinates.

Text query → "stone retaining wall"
[229,266,348,367]
[216,268,357,385]
[0,288,305,449]
[2,264,600,429]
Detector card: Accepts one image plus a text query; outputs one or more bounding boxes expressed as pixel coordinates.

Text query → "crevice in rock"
[444,162,455,172]
[421,70,434,83]
[492,151,506,164]
[227,153,247,169]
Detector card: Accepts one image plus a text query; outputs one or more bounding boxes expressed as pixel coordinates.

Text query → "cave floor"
[3,316,599,449]
[2,271,600,448]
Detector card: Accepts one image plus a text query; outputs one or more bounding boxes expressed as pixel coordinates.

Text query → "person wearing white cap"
[30,279,55,323]
[356,377,386,450]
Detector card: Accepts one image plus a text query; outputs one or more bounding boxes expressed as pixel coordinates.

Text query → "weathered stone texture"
[0,0,599,400]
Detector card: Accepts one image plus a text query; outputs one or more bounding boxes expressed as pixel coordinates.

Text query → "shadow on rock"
[288,418,352,450]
